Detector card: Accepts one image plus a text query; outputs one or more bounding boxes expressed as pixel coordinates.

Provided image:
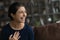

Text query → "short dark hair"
[8,2,27,20]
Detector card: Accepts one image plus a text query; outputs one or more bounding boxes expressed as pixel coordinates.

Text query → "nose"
[23,12,27,17]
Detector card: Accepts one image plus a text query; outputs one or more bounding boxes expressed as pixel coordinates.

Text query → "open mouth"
[20,17,25,20]
[20,17,23,19]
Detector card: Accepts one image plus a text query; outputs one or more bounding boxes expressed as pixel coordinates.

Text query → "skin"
[9,6,27,40]
[9,32,20,40]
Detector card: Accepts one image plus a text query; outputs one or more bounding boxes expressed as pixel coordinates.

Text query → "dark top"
[1,23,34,40]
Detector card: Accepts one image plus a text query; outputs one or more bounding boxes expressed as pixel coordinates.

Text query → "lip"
[20,17,25,20]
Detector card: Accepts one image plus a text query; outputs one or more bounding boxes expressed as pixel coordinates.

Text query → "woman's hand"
[9,32,20,40]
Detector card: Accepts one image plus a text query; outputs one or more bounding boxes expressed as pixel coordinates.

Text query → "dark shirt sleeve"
[0,27,8,40]
[1,30,5,40]
[28,27,34,40]
[1,29,5,40]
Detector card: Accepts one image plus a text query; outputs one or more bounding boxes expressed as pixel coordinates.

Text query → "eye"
[18,11,23,13]
[17,10,27,14]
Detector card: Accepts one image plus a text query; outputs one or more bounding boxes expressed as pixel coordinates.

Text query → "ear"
[11,13,15,18]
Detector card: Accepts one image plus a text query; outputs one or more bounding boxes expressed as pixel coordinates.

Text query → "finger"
[18,36,21,40]
[13,32,17,37]
[9,34,13,39]
[15,31,20,37]
[16,31,20,36]
[13,31,20,38]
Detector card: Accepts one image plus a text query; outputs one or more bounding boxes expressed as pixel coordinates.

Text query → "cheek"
[16,13,27,17]
[20,13,27,17]
[17,14,22,17]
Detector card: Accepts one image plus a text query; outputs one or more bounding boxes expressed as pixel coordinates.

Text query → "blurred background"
[0,0,60,28]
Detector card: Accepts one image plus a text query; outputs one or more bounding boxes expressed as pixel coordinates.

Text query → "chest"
[6,29,29,40]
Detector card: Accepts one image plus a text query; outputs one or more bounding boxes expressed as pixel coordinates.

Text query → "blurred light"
[48,17,52,22]
[51,0,59,1]
[56,20,60,23]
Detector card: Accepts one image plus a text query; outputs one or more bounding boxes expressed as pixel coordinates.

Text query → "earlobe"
[11,13,14,18]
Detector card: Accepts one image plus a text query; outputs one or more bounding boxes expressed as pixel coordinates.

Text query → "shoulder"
[1,24,10,32]
[2,24,9,29]
[25,24,33,33]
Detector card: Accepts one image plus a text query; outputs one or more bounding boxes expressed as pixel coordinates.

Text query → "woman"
[1,2,34,40]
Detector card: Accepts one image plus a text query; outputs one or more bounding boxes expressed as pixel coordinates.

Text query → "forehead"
[17,6,26,11]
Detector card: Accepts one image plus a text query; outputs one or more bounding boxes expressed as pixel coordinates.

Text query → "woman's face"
[12,6,27,23]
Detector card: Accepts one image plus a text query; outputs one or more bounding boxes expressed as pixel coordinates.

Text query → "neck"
[10,21,25,30]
